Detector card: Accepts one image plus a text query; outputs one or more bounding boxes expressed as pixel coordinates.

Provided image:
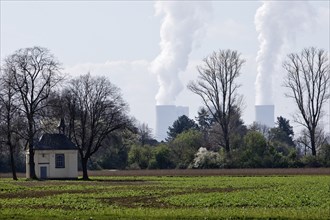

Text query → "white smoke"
[254,1,315,105]
[151,1,211,105]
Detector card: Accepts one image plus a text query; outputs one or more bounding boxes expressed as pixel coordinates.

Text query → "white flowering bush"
[191,147,221,169]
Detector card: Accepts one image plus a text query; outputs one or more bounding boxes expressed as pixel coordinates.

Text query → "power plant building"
[156,105,189,141]
[255,105,275,128]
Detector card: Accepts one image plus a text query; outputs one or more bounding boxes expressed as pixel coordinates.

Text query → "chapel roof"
[34,133,77,150]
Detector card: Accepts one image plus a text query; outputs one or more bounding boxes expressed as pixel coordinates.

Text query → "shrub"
[191,147,221,169]
[301,155,322,168]
[151,145,174,169]
[128,145,152,169]
[170,130,203,168]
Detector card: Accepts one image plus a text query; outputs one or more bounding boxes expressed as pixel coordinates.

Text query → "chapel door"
[40,166,47,179]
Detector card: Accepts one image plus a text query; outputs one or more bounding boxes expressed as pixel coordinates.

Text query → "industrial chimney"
[255,105,275,128]
[156,105,189,141]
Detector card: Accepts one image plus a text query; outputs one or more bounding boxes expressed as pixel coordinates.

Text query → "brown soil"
[1,168,329,179]
[84,168,330,177]
[101,186,254,208]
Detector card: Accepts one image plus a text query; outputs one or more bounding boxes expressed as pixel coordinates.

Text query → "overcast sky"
[1,1,329,136]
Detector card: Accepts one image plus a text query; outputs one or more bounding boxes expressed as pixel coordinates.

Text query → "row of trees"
[97,114,329,170]
[125,47,329,169]
[188,48,329,158]
[0,46,329,180]
[0,47,132,180]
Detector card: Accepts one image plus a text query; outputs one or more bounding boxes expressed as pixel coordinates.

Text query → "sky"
[1,1,329,137]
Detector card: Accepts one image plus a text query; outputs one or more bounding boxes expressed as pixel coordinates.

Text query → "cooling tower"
[255,105,275,128]
[156,105,189,141]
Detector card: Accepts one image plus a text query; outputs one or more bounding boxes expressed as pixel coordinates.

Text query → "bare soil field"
[1,168,329,178]
[86,168,330,176]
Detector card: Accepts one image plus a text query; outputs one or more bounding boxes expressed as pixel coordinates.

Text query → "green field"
[0,175,329,219]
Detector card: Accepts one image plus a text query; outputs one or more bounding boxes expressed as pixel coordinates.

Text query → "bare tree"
[64,73,130,180]
[0,69,20,180]
[283,47,329,156]
[137,123,154,146]
[2,46,63,179]
[188,49,245,153]
[296,128,328,156]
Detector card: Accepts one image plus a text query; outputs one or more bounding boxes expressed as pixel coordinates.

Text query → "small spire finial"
[57,118,65,134]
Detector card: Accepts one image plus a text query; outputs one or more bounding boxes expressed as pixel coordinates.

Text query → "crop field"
[0,169,329,219]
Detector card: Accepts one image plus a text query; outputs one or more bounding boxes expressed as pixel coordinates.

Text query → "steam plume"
[151,1,211,105]
[254,1,315,105]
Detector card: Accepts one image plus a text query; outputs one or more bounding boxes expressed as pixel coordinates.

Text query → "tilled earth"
[1,168,330,178]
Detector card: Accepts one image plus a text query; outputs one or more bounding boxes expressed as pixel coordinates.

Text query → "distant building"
[155,105,189,141]
[26,120,78,179]
[255,105,275,128]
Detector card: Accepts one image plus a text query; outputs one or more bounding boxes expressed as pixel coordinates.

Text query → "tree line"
[0,46,329,180]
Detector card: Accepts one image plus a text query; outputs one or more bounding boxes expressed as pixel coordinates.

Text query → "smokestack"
[255,105,275,128]
[156,105,189,141]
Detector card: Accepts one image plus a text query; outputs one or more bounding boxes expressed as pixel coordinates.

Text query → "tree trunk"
[9,143,17,180]
[27,117,37,179]
[225,137,230,153]
[310,131,317,156]
[223,123,230,153]
[28,148,37,179]
[6,117,17,180]
[28,137,37,179]
[81,157,89,180]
